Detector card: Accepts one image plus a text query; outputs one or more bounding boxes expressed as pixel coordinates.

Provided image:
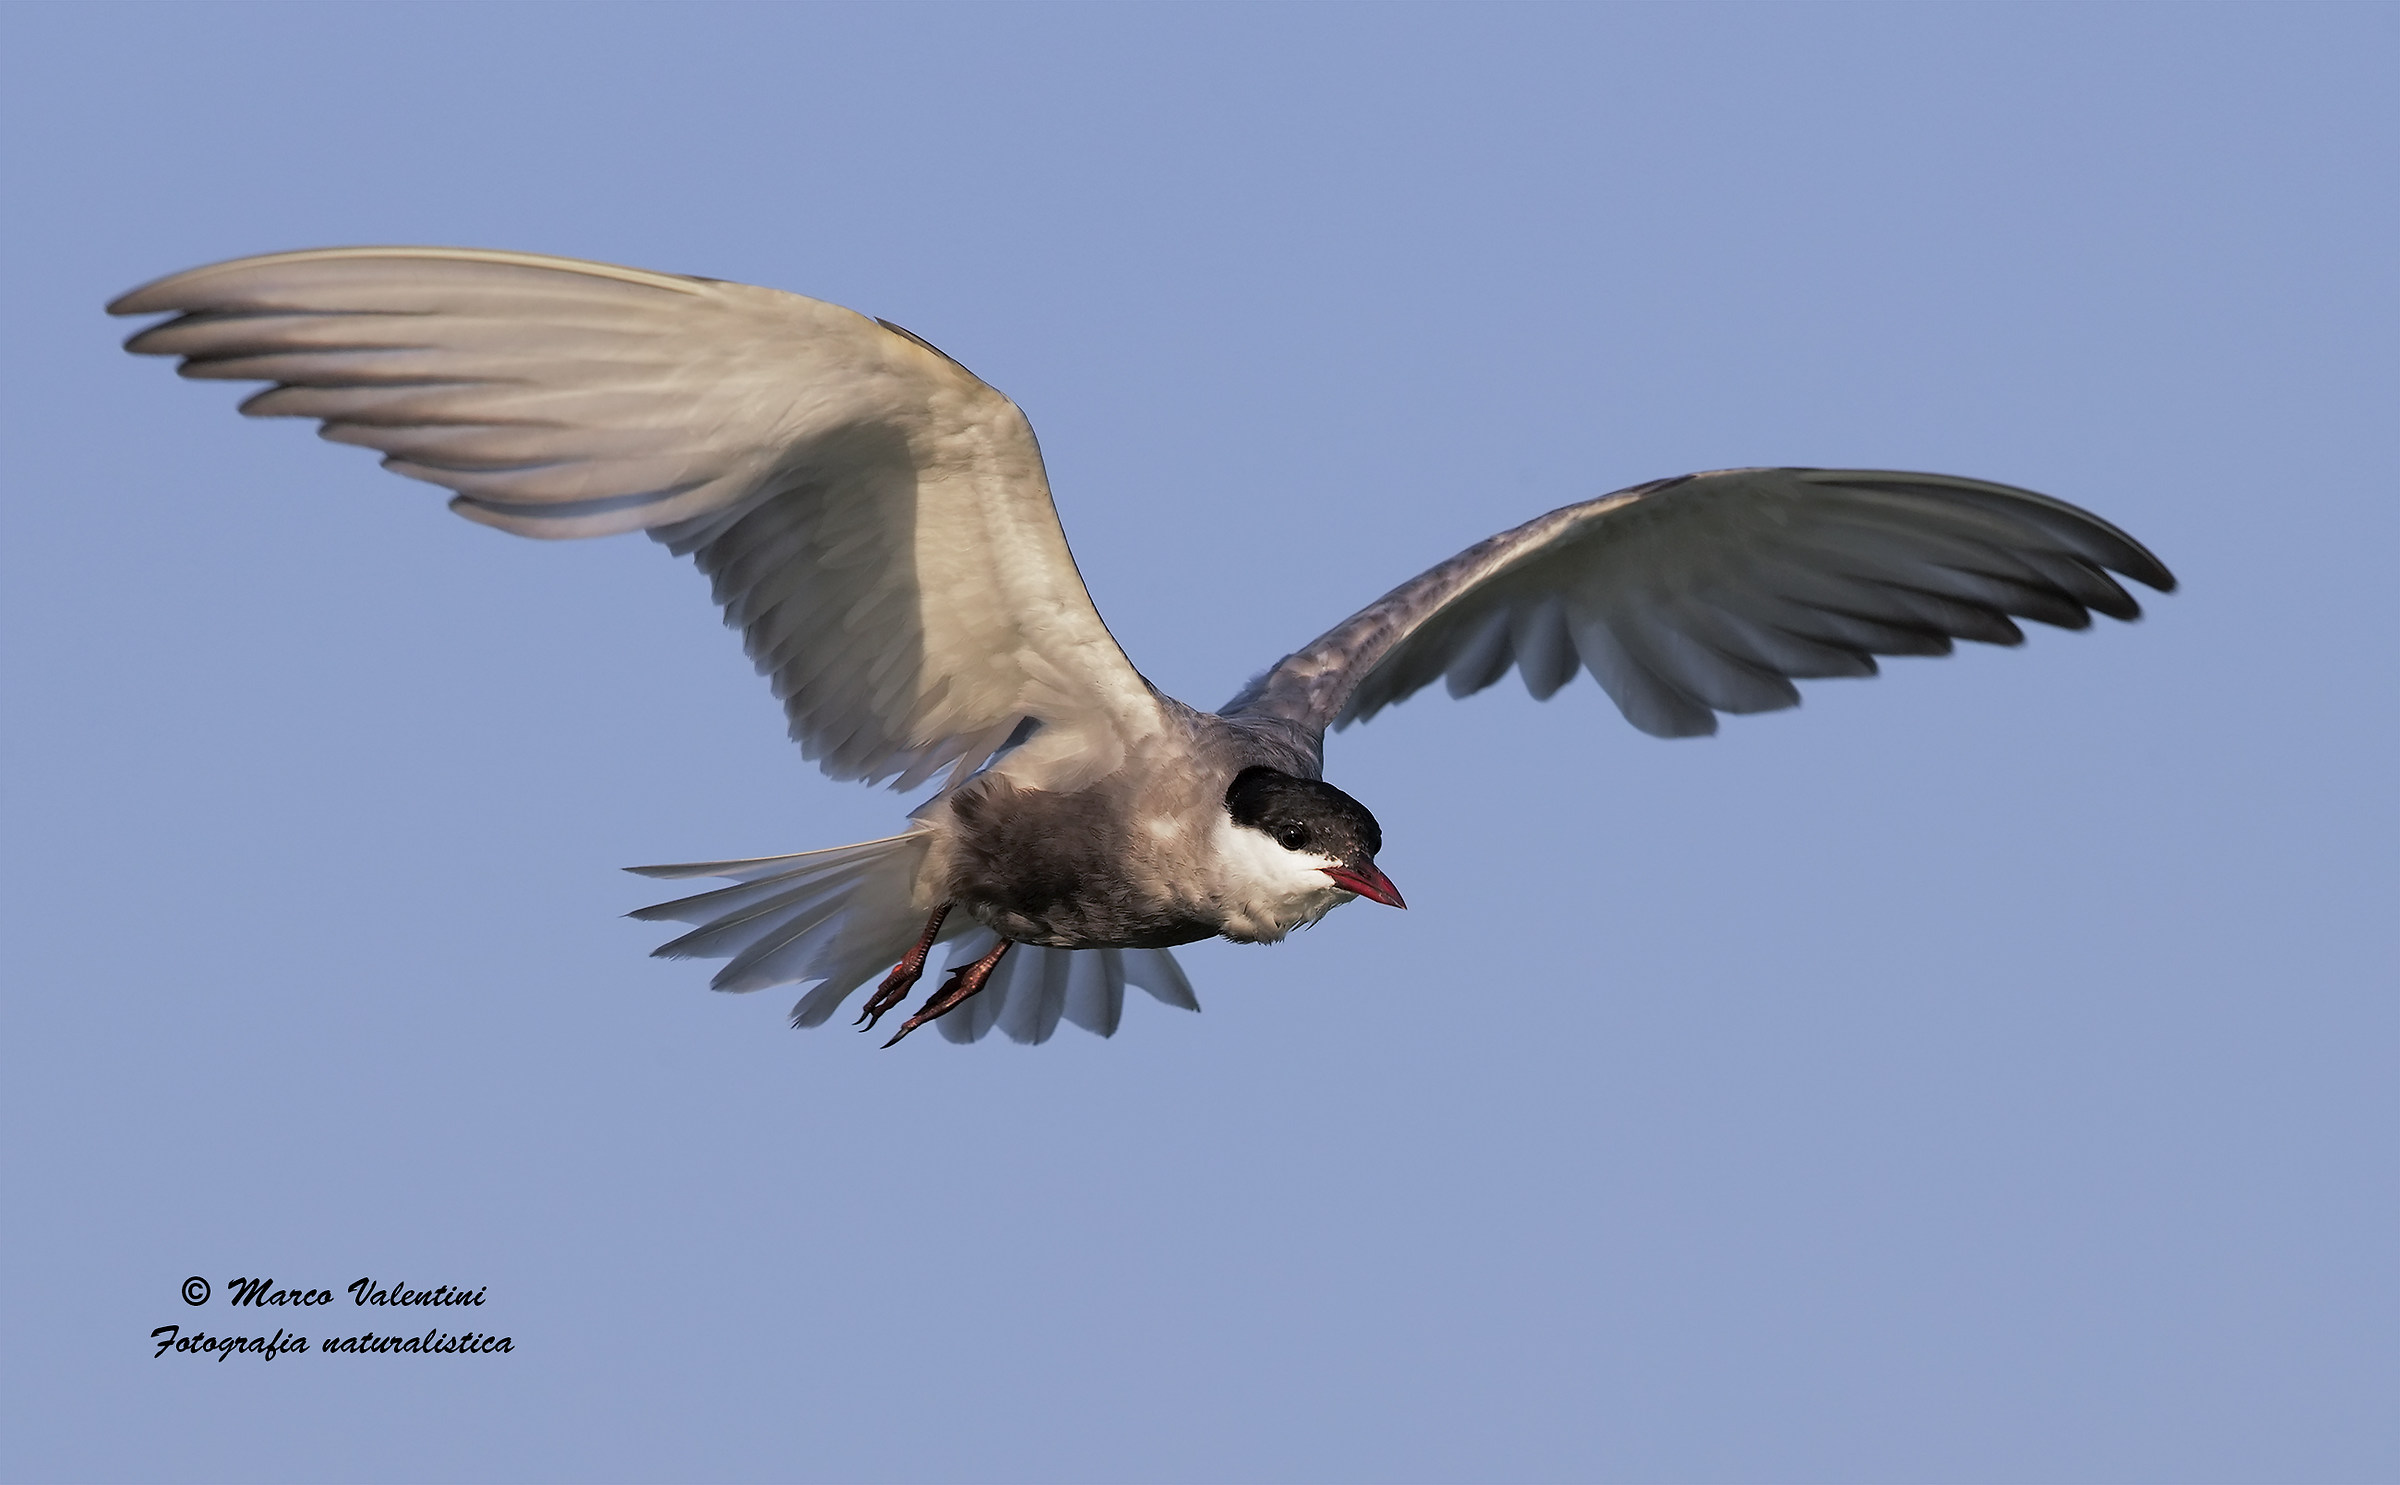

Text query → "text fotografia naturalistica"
[150,1274,512,1359]
[150,1326,514,1360]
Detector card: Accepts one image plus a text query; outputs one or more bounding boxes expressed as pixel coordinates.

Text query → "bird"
[110,246,2176,1047]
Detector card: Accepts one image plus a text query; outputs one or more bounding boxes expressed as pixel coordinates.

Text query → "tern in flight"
[112,248,2175,1046]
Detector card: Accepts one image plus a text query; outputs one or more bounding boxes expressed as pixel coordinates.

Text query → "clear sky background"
[4,4,2394,1481]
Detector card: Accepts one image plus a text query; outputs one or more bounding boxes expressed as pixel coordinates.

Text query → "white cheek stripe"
[1209,815,1339,888]
[1204,814,1351,939]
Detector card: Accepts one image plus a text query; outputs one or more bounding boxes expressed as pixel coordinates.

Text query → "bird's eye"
[1276,824,1309,851]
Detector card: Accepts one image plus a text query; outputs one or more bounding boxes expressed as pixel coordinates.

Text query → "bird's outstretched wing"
[1223,468,2175,738]
[111,247,1162,789]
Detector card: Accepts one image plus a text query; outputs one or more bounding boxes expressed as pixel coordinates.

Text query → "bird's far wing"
[112,247,1163,789]
[1222,468,2176,738]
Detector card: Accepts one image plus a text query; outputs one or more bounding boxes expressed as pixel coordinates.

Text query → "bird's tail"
[626,831,1198,1041]
[629,831,936,1012]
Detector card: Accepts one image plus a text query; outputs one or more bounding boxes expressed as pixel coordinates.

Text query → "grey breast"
[941,706,1325,950]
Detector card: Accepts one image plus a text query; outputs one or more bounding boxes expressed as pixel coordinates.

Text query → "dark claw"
[879,939,1012,1049]
[857,904,951,1033]
[855,964,915,1031]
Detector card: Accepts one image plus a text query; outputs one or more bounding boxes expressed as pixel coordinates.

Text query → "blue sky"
[4,4,2394,1480]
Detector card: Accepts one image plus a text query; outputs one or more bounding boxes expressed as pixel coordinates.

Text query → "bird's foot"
[882,938,1013,1048]
[857,904,951,1032]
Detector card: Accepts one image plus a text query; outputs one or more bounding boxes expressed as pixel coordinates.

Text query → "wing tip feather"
[107,245,712,319]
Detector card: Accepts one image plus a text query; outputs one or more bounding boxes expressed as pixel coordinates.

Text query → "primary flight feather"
[111,247,2175,1046]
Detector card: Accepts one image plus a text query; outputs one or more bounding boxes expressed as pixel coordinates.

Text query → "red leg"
[856,904,950,1032]
[882,937,1013,1048]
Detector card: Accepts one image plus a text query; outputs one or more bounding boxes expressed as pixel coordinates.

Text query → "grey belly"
[944,780,1215,949]
[975,903,1218,951]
